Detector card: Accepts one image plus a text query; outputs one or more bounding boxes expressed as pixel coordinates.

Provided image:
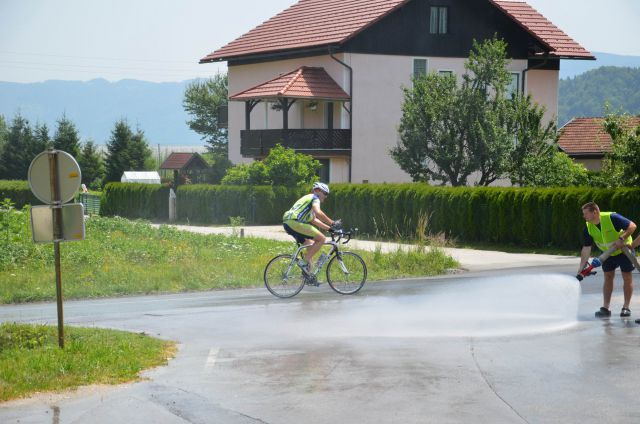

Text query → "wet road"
[1,265,639,423]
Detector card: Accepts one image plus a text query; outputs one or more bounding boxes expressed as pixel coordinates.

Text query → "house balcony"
[240,129,352,158]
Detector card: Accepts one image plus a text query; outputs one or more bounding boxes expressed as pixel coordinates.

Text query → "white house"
[200,0,594,184]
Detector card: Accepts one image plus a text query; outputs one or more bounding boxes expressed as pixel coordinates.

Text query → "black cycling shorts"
[283,223,313,245]
[602,253,634,273]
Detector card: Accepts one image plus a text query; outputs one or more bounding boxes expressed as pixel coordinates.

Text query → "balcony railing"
[240,129,351,157]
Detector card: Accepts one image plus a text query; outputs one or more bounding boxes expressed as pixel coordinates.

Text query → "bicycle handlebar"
[330,228,357,244]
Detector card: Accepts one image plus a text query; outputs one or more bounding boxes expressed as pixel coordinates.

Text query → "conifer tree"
[0,115,34,180]
[53,115,81,158]
[128,128,152,171]
[78,140,105,189]
[104,119,133,183]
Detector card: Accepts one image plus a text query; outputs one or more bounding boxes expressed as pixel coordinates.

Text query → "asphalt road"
[1,263,640,424]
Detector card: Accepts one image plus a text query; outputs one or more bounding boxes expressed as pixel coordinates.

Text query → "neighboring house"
[200,0,594,183]
[159,152,210,185]
[558,117,640,171]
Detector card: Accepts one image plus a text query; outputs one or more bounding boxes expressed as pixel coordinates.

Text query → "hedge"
[100,182,170,220]
[324,184,640,250]
[96,182,640,250]
[176,185,306,225]
[0,180,41,208]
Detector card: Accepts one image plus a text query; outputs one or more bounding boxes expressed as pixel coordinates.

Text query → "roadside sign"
[31,204,85,243]
[27,149,85,349]
[28,150,81,204]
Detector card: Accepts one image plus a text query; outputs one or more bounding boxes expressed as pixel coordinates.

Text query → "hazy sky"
[1,0,638,83]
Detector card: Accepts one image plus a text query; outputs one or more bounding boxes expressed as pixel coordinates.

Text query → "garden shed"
[120,171,161,184]
[159,152,209,185]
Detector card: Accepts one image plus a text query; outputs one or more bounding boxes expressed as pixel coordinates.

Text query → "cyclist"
[283,182,340,272]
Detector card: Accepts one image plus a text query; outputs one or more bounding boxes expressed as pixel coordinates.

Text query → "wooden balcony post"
[245,100,260,130]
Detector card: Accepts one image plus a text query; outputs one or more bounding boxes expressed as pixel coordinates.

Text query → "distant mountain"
[560,52,640,79]
[559,66,640,126]
[0,79,204,147]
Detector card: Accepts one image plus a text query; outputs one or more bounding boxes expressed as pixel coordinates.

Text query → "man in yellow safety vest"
[580,202,640,318]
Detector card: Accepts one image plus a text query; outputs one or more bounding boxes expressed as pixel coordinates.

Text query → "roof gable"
[200,0,593,62]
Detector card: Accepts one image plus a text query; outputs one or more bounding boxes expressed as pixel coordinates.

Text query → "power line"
[0,59,205,73]
[0,49,204,65]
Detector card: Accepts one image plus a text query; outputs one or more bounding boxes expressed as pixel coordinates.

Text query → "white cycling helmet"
[312,182,330,195]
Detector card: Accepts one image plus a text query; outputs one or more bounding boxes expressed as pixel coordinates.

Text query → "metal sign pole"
[48,150,65,349]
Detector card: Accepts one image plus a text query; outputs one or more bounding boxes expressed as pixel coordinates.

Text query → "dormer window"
[430,6,448,34]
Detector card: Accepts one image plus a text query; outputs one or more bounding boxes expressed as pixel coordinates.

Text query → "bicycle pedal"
[305,276,320,286]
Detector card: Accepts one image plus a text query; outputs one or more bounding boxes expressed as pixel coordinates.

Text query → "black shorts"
[602,253,634,273]
[283,223,313,245]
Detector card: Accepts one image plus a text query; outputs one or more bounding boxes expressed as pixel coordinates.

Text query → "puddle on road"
[291,273,580,338]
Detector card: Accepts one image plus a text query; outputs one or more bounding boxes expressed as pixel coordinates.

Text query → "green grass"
[0,211,458,303]
[0,322,175,402]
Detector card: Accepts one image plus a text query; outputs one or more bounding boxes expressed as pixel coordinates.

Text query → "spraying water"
[289,273,581,338]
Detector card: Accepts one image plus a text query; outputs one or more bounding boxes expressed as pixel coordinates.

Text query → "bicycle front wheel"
[264,254,306,298]
[326,252,367,295]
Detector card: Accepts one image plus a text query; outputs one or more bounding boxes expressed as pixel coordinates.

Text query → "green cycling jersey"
[283,193,320,223]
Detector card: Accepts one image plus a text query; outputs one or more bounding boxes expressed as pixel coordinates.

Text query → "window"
[316,159,330,183]
[507,72,520,98]
[438,70,453,76]
[430,6,448,34]
[413,58,428,78]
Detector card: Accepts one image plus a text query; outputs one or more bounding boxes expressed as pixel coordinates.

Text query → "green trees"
[77,141,105,189]
[53,116,81,158]
[183,73,228,156]
[103,120,153,184]
[559,67,640,125]
[0,115,7,152]
[221,145,320,186]
[600,112,640,186]
[0,114,156,188]
[0,115,36,180]
[392,36,583,187]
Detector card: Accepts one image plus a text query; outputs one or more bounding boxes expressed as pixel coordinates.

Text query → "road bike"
[264,229,367,298]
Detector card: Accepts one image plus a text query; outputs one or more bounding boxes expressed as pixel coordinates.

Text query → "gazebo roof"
[229,66,350,101]
[159,152,209,170]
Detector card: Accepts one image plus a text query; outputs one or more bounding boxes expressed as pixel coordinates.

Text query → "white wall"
[526,69,559,125]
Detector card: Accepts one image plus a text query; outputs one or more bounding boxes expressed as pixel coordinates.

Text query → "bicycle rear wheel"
[264,254,306,298]
[326,252,367,295]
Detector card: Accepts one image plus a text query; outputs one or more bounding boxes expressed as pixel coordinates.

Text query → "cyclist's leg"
[284,220,323,264]
[305,233,326,264]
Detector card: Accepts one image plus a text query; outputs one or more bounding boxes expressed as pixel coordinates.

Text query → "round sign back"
[28,150,82,204]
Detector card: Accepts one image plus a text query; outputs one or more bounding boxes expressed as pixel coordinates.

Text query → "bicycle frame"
[288,230,354,276]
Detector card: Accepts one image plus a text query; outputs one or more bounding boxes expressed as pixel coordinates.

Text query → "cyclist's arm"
[311,203,333,229]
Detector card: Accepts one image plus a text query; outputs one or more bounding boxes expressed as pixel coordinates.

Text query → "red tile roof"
[229,66,350,101]
[491,1,594,59]
[200,0,593,62]
[201,0,406,63]
[558,117,640,156]
[159,152,209,170]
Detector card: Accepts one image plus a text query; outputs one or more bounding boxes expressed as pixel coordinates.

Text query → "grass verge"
[0,322,175,402]
[1,213,458,303]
